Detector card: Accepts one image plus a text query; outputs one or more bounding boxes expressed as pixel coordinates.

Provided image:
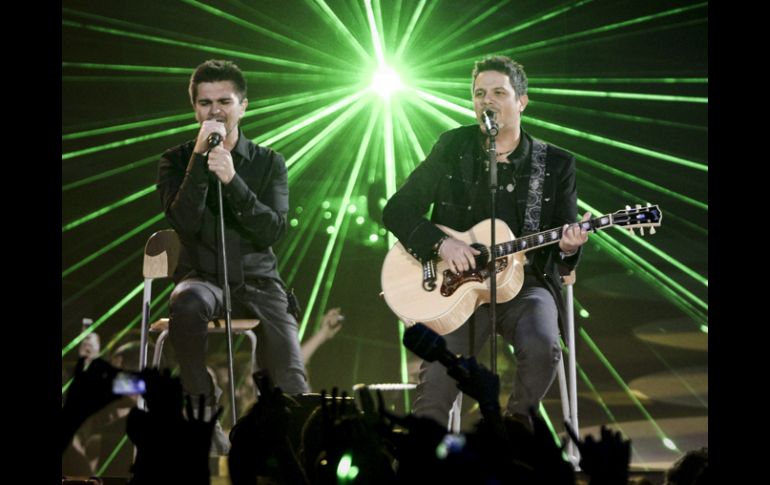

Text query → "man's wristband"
[559,248,578,259]
[433,235,450,256]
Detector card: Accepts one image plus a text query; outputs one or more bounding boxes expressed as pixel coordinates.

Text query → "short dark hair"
[472,55,528,98]
[189,59,248,104]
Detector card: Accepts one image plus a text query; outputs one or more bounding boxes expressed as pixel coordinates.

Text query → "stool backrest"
[562,270,576,286]
[143,229,180,279]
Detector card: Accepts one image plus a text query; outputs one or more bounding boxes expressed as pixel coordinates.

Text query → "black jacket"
[383,125,581,331]
[157,129,288,287]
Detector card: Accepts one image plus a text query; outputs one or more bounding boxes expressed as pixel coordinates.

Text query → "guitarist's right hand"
[438,237,481,274]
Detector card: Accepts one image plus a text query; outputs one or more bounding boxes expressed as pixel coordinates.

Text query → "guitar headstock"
[611,203,662,236]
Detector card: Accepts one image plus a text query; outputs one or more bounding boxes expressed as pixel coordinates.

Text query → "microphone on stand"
[481,110,498,136]
[403,323,470,380]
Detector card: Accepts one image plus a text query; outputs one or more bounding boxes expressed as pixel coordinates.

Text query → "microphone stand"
[208,137,238,425]
[485,126,499,376]
[216,179,238,424]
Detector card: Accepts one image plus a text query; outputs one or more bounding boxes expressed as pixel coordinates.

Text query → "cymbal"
[628,366,707,408]
[634,318,707,351]
[576,416,707,470]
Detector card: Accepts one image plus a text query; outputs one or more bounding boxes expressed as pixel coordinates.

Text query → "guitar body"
[380,219,526,335]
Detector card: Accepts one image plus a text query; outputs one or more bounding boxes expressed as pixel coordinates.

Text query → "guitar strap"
[522,138,548,234]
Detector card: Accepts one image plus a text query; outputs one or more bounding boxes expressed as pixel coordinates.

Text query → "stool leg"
[244,330,258,375]
[557,350,570,425]
[564,282,580,467]
[153,330,167,368]
[448,392,462,433]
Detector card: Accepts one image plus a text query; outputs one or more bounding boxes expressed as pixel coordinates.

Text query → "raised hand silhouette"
[228,370,308,485]
[62,357,121,453]
[126,368,214,485]
[566,422,631,485]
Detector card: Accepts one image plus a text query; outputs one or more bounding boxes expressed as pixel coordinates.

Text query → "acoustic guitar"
[380,204,662,335]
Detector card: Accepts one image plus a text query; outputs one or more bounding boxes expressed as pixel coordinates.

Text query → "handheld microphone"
[481,110,498,137]
[403,323,469,380]
[207,132,223,149]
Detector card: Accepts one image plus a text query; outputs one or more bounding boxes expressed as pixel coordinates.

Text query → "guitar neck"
[493,214,613,257]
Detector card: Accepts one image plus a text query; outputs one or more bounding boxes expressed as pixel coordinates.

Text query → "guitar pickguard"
[440,258,509,297]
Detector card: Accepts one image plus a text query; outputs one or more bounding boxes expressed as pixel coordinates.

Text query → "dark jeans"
[413,275,562,427]
[168,277,309,399]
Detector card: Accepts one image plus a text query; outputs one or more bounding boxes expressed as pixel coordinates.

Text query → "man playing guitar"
[383,55,590,427]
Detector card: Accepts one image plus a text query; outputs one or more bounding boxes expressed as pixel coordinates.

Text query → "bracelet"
[559,248,578,259]
[433,235,450,256]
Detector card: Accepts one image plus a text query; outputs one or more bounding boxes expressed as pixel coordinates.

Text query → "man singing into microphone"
[157,59,309,454]
[383,55,590,428]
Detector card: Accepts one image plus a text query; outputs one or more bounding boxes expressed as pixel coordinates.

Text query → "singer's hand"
[207,145,236,184]
[439,237,481,274]
[193,119,226,154]
[559,212,591,254]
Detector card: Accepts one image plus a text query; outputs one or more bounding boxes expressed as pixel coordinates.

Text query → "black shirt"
[157,128,289,287]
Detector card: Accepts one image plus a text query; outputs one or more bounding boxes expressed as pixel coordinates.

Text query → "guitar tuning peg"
[639,227,645,236]
[627,228,634,235]
[625,205,631,211]
[635,204,642,209]
[650,227,656,234]
[646,202,651,208]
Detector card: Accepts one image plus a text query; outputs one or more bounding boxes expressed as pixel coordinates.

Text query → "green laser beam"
[405,94,462,131]
[180,0,353,69]
[365,0,386,65]
[309,0,371,62]
[581,198,707,308]
[95,434,129,476]
[411,88,474,119]
[63,155,157,191]
[580,327,680,452]
[62,123,197,160]
[62,283,144,357]
[529,87,707,104]
[530,77,708,85]
[258,90,366,148]
[395,0,427,58]
[63,11,342,74]
[526,117,707,172]
[63,86,354,144]
[395,0,440,62]
[298,103,380,340]
[413,0,512,62]
[529,99,707,132]
[62,248,144,309]
[62,110,190,141]
[62,213,165,278]
[63,87,357,160]
[419,0,595,69]
[63,185,155,232]
[574,153,707,211]
[509,3,707,56]
[574,167,707,237]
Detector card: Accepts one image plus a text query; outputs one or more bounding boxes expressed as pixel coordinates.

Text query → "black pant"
[413,275,562,426]
[167,277,309,399]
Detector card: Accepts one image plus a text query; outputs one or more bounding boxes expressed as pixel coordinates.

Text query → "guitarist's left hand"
[559,212,591,254]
